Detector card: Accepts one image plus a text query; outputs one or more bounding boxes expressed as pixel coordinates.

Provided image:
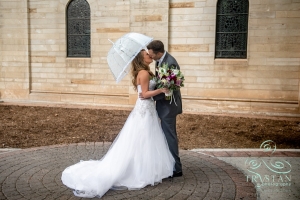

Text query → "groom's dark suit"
[153,52,182,173]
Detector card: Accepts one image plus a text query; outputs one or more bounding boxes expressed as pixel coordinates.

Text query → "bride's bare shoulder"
[137,70,149,78]
[138,70,148,74]
[137,70,150,85]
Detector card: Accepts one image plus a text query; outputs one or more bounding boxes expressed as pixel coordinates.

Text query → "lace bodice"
[133,80,157,118]
[148,79,156,91]
[137,79,156,93]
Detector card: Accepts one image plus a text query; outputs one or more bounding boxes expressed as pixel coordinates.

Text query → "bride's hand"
[161,88,169,94]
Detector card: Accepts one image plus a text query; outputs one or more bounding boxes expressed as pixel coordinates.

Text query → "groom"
[146,40,183,177]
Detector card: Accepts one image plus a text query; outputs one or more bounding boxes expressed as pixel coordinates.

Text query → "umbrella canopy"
[107,32,153,83]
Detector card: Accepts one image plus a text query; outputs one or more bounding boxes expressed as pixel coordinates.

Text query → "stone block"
[250,101,299,114]
[60,94,95,103]
[96,28,130,33]
[170,2,195,8]
[189,52,214,57]
[169,44,209,52]
[196,77,220,83]
[29,92,61,102]
[169,38,187,44]
[198,31,215,38]
[1,66,28,73]
[31,56,56,63]
[176,56,200,64]
[29,8,37,13]
[169,32,198,39]
[1,55,28,62]
[94,95,129,105]
[169,25,211,32]
[203,7,216,14]
[276,11,300,18]
[4,82,26,90]
[2,44,28,51]
[247,70,298,79]
[4,72,26,79]
[2,89,29,99]
[184,70,214,77]
[31,82,54,91]
[214,59,248,66]
[248,58,267,65]
[250,11,276,19]
[170,21,200,27]
[253,78,298,85]
[70,79,100,85]
[182,99,220,113]
[199,57,214,64]
[219,77,251,85]
[170,7,203,15]
[266,58,300,66]
[218,101,252,112]
[135,15,162,22]
[243,84,298,91]
[258,65,299,72]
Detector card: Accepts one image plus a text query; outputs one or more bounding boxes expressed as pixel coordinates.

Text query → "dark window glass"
[215,0,249,59]
[67,0,90,57]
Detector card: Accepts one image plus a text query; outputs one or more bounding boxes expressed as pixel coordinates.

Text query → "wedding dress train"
[61,80,175,198]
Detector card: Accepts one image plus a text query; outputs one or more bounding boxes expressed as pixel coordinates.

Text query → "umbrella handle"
[108,39,114,45]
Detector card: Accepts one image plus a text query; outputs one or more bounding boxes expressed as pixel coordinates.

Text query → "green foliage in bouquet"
[153,63,185,100]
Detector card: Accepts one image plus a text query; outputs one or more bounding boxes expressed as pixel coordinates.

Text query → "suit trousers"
[160,116,182,173]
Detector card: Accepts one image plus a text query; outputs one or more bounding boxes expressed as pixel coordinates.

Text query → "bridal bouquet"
[154,62,185,100]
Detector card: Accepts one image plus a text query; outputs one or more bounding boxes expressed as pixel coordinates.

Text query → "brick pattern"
[0,143,257,199]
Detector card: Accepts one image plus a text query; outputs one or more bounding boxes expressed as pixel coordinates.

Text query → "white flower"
[159,68,167,75]
[172,69,179,75]
[161,79,167,84]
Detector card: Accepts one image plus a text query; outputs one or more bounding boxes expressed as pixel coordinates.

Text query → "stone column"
[0,0,30,101]
[128,0,169,104]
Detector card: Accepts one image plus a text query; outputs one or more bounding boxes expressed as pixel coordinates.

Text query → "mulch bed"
[1,105,299,149]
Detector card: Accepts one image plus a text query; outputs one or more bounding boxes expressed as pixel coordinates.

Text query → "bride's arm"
[138,70,165,98]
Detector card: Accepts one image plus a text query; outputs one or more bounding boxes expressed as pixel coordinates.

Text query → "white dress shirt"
[157,51,166,66]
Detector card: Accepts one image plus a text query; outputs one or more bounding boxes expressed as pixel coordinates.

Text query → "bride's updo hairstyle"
[131,49,154,91]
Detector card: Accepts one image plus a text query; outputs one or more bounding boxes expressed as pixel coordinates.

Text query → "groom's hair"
[147,40,164,54]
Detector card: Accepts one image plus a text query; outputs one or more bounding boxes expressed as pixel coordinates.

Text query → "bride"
[61,49,175,198]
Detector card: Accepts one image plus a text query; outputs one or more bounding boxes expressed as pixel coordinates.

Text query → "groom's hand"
[139,92,152,100]
[139,92,146,100]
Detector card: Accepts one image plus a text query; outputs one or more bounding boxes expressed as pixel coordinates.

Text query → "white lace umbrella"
[107,32,153,83]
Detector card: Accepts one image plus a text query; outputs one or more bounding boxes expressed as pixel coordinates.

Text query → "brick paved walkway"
[192,149,300,158]
[0,143,256,200]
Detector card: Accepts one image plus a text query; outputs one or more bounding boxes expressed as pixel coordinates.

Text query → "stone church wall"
[0,0,299,116]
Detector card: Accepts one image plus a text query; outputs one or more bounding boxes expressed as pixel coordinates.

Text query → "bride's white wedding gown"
[61,80,175,198]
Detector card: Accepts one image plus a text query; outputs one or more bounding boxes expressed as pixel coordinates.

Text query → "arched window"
[215,0,249,59]
[66,0,90,57]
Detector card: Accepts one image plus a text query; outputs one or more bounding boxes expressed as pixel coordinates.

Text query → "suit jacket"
[153,52,183,119]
